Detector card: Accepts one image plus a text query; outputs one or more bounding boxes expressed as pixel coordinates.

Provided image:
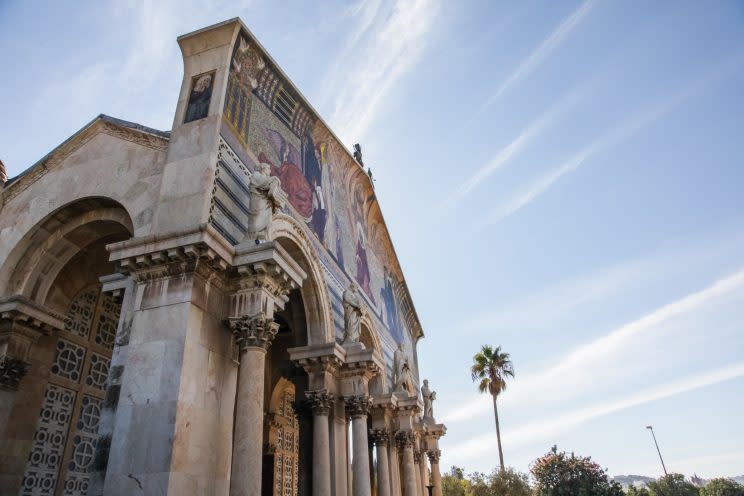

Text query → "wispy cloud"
[460,228,744,335]
[446,361,744,461]
[482,52,744,225]
[443,87,584,207]
[484,0,595,108]
[328,0,441,144]
[443,267,744,424]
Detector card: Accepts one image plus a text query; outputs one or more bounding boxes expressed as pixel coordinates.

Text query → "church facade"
[0,18,445,496]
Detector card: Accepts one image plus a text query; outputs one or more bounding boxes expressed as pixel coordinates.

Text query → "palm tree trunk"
[492,393,505,472]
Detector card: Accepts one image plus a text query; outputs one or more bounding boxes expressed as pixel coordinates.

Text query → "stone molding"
[368,428,390,447]
[305,389,334,415]
[228,315,280,353]
[0,295,65,390]
[427,450,441,463]
[2,117,168,206]
[345,395,372,419]
[394,431,415,450]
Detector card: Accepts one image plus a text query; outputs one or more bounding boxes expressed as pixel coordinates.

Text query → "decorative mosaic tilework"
[19,384,76,496]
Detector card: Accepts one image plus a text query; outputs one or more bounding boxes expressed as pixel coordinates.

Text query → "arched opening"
[1,198,133,496]
[260,229,331,496]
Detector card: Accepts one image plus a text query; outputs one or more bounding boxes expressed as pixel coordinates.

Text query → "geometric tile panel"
[94,292,120,349]
[63,288,98,339]
[85,353,110,391]
[61,395,102,496]
[51,339,86,383]
[19,384,76,496]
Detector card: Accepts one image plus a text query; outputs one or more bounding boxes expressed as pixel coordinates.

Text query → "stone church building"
[0,18,446,496]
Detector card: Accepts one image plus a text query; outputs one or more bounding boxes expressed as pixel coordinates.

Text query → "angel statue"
[342,284,363,345]
[393,343,415,395]
[245,162,285,242]
[421,379,436,419]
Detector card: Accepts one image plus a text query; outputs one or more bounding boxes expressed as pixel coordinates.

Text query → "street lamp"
[646,425,668,476]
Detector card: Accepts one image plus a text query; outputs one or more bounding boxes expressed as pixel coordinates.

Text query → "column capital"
[413,449,423,464]
[228,315,279,352]
[394,431,415,450]
[345,395,372,419]
[0,295,64,390]
[369,428,390,447]
[427,449,441,463]
[305,389,334,415]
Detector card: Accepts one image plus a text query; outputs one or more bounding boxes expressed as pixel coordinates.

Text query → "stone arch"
[359,314,387,394]
[270,214,333,345]
[0,197,133,308]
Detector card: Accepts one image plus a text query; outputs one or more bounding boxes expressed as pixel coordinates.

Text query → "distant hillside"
[613,475,655,489]
[733,475,744,484]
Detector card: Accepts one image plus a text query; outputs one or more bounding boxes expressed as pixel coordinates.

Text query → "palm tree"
[470,345,514,472]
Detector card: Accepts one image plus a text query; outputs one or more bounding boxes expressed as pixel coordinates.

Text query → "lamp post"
[646,425,668,476]
[426,484,433,496]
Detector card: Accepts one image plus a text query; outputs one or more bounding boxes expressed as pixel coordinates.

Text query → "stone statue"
[393,343,415,394]
[342,284,363,345]
[353,143,363,165]
[246,163,285,242]
[421,379,436,419]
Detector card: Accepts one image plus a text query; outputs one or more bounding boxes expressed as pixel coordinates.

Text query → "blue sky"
[2,0,744,479]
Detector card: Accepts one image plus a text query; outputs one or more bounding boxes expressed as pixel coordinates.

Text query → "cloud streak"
[482,52,744,225]
[444,87,584,207]
[443,267,744,424]
[446,361,744,461]
[328,0,440,144]
[484,0,595,107]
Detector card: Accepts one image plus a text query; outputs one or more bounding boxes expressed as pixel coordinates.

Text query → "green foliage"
[470,345,514,397]
[531,445,624,496]
[443,466,470,496]
[441,466,531,496]
[647,474,700,496]
[700,478,744,496]
[627,485,651,496]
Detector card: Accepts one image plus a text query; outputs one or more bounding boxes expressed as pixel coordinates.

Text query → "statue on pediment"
[245,163,285,242]
[342,284,363,345]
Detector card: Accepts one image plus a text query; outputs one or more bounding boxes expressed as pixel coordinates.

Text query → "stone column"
[427,450,442,496]
[413,450,423,496]
[306,389,334,496]
[396,432,417,496]
[229,315,279,496]
[388,435,402,496]
[347,396,372,496]
[417,449,428,496]
[370,429,391,496]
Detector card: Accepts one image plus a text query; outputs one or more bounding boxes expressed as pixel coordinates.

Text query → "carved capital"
[228,315,279,353]
[413,449,423,464]
[305,389,334,416]
[0,356,31,390]
[395,431,415,451]
[368,428,390,447]
[427,449,441,464]
[345,395,371,419]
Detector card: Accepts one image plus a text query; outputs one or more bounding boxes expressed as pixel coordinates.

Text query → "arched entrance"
[1,198,133,496]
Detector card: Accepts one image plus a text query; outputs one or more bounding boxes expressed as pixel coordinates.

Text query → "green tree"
[647,474,699,496]
[443,466,471,496]
[470,345,514,472]
[531,445,624,496]
[487,468,531,496]
[700,478,744,496]
[627,485,651,496]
